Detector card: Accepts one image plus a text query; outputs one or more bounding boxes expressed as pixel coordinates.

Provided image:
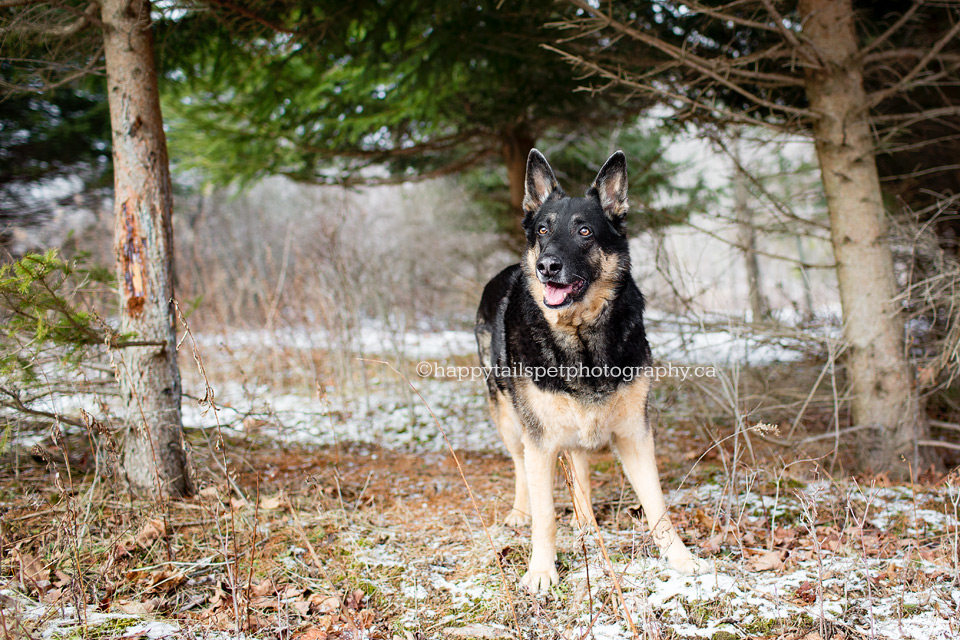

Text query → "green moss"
[52,617,140,640]
[740,616,778,635]
[593,460,615,473]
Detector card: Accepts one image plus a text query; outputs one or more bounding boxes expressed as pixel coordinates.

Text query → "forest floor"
[2,331,959,640]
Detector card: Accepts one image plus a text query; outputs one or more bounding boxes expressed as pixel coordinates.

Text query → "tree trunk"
[503,127,536,214]
[102,0,192,497]
[502,127,536,249]
[732,135,767,322]
[799,0,930,478]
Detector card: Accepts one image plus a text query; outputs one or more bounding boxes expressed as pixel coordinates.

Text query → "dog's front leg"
[520,439,559,593]
[613,432,710,575]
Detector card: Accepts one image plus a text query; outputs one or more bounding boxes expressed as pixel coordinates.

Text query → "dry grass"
[2,383,958,640]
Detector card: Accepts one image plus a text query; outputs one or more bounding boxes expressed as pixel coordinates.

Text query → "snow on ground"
[178,377,500,453]
[6,324,959,639]
[190,322,478,362]
[188,311,823,370]
[341,479,960,640]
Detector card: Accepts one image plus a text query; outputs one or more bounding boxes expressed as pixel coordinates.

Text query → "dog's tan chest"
[520,376,650,450]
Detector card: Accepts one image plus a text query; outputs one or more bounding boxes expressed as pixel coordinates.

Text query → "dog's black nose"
[537,255,562,279]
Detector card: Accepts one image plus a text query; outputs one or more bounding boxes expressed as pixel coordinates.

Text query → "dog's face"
[521,150,631,311]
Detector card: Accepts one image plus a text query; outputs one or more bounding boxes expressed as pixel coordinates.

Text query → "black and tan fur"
[475,149,708,593]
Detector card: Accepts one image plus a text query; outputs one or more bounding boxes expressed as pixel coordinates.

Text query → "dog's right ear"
[523,149,560,213]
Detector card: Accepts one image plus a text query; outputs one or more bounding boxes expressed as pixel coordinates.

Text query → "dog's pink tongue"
[544,282,573,306]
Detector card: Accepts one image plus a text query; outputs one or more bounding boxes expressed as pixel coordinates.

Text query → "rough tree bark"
[102,0,192,497]
[799,0,928,477]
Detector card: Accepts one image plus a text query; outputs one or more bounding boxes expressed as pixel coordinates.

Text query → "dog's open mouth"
[543,278,586,308]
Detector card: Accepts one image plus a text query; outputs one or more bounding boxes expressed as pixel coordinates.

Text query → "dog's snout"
[536,255,563,279]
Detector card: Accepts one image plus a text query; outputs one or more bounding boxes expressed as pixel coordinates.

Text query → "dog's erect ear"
[590,150,629,220]
[523,149,560,213]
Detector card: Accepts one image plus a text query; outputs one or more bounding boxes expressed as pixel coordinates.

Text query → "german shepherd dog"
[475,150,708,593]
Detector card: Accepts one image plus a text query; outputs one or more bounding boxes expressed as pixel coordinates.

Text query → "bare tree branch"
[684,217,836,269]
[542,44,796,133]
[868,16,960,108]
[205,0,296,35]
[705,128,831,231]
[857,0,924,59]
[872,104,960,123]
[1,1,99,37]
[0,387,87,429]
[878,163,960,182]
[864,48,960,66]
[682,0,782,34]
[564,0,814,116]
[758,0,819,65]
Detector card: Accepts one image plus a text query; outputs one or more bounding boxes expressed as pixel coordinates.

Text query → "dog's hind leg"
[490,392,530,526]
[613,431,710,575]
[566,450,595,529]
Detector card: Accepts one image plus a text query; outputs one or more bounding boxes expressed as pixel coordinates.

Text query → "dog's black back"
[476,149,651,416]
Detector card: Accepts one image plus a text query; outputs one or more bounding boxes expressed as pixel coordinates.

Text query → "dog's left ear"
[589,150,629,220]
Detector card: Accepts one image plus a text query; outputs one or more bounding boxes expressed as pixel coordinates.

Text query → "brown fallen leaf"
[294,627,328,640]
[293,599,311,616]
[134,518,166,548]
[251,578,276,597]
[115,598,157,614]
[773,526,797,545]
[139,569,186,594]
[309,594,341,614]
[249,596,279,610]
[693,508,716,530]
[41,588,65,604]
[750,549,784,572]
[261,494,285,510]
[795,580,817,604]
[283,585,305,599]
[820,531,840,552]
[12,551,50,587]
[344,589,365,610]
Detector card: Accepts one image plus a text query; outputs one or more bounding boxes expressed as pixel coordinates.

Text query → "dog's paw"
[503,508,531,527]
[520,567,560,594]
[668,550,713,575]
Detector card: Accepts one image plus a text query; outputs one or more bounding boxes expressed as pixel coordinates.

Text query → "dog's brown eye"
[537,225,548,235]
[579,226,592,237]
